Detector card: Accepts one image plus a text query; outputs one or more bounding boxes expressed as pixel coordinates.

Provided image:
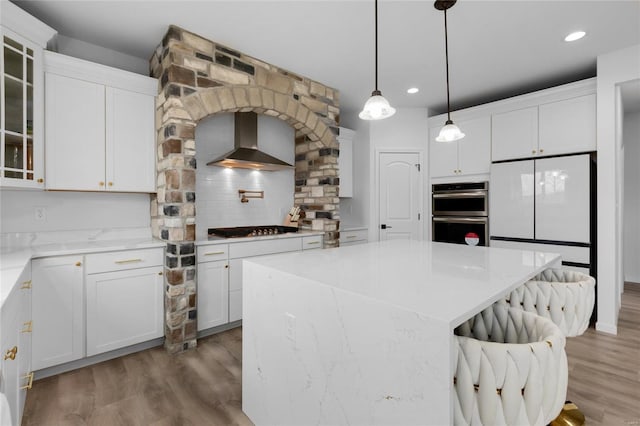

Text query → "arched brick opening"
[150,26,340,353]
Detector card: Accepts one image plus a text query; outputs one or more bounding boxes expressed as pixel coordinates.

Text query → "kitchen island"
[242,240,561,425]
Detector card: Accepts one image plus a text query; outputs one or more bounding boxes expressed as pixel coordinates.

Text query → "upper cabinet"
[44,52,157,192]
[338,127,355,198]
[491,107,538,162]
[430,116,491,178]
[0,2,56,189]
[492,93,596,162]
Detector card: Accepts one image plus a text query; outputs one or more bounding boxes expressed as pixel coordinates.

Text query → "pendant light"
[435,0,465,142]
[359,0,396,120]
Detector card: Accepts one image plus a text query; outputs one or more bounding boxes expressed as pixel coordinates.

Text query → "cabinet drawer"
[197,244,229,263]
[302,235,323,250]
[85,248,163,274]
[489,240,589,265]
[229,238,301,259]
[340,229,368,244]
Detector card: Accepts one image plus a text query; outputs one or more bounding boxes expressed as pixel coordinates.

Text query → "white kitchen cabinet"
[0,266,32,426]
[197,259,230,331]
[0,3,55,189]
[430,116,491,178]
[340,228,368,246]
[338,127,355,198]
[228,258,243,323]
[492,94,596,162]
[31,255,84,371]
[491,107,539,162]
[538,94,596,156]
[44,51,157,192]
[489,160,535,239]
[85,248,163,356]
[302,235,323,250]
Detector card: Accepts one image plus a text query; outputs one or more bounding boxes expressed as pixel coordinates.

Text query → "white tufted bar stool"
[500,268,596,337]
[454,304,568,426]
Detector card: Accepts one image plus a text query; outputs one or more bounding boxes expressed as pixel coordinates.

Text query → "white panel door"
[489,160,535,239]
[106,87,156,192]
[491,106,538,161]
[197,260,229,331]
[429,125,458,178]
[379,152,422,240]
[457,116,491,176]
[32,255,84,370]
[535,154,591,243]
[539,94,596,156]
[86,266,163,356]
[45,73,105,191]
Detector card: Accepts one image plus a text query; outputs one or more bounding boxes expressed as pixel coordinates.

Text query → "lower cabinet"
[31,247,164,371]
[85,265,163,356]
[196,259,229,331]
[228,259,243,322]
[1,265,32,426]
[339,228,369,246]
[32,255,84,371]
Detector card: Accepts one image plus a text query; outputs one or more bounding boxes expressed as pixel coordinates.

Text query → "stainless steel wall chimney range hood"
[206,112,294,171]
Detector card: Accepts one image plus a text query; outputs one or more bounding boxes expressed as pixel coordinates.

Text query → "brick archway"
[150,26,340,353]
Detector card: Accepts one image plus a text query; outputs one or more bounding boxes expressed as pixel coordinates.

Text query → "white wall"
[596,43,640,334]
[367,108,430,242]
[338,115,370,229]
[194,113,295,240]
[0,190,150,233]
[52,34,149,75]
[623,111,640,283]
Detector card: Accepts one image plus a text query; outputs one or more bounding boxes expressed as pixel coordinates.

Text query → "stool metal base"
[550,401,586,426]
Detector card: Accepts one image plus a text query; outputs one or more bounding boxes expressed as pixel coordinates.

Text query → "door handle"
[380,224,393,229]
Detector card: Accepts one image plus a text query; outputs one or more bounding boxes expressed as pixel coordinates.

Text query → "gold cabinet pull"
[114,258,143,264]
[108,182,113,186]
[4,346,17,360]
[158,271,163,276]
[204,251,225,256]
[20,372,34,390]
[75,261,82,267]
[36,178,44,183]
[306,241,320,245]
[21,321,33,333]
[346,236,357,239]
[20,280,32,289]
[99,181,105,186]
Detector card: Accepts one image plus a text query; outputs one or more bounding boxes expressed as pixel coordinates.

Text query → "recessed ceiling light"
[565,31,586,42]
[407,87,419,94]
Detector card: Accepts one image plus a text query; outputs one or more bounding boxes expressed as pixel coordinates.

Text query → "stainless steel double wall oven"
[431,182,489,246]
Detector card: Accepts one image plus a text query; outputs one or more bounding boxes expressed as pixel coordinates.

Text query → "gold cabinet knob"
[36,178,44,183]
[539,149,544,153]
[99,181,105,187]
[108,182,113,187]
[20,280,32,289]
[158,271,163,276]
[75,261,82,267]
[532,150,537,154]
[21,321,33,333]
[4,346,17,360]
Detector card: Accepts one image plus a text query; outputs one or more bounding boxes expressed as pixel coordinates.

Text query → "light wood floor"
[23,284,640,425]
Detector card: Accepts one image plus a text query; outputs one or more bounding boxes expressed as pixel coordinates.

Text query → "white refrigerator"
[489,153,593,274]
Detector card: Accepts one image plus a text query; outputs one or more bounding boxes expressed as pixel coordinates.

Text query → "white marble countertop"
[247,239,560,327]
[0,235,164,309]
[195,230,325,246]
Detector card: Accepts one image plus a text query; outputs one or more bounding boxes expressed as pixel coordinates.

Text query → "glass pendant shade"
[359,90,396,120]
[435,120,465,142]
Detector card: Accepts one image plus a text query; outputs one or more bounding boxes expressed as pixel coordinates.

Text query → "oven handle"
[432,217,487,223]
[433,191,487,199]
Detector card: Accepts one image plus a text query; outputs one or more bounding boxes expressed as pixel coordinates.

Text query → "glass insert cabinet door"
[0,29,44,187]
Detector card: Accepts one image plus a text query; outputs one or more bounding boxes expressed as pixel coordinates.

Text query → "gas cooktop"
[208,225,299,239]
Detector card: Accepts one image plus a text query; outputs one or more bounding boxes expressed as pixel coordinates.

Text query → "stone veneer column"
[150,25,340,353]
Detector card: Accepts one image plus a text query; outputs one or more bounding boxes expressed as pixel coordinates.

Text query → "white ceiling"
[12,0,640,120]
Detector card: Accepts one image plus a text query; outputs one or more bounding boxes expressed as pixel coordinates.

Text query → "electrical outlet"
[284,312,296,342]
[34,207,46,222]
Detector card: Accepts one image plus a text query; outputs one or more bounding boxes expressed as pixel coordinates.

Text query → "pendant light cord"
[375,0,379,92]
[444,7,451,121]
